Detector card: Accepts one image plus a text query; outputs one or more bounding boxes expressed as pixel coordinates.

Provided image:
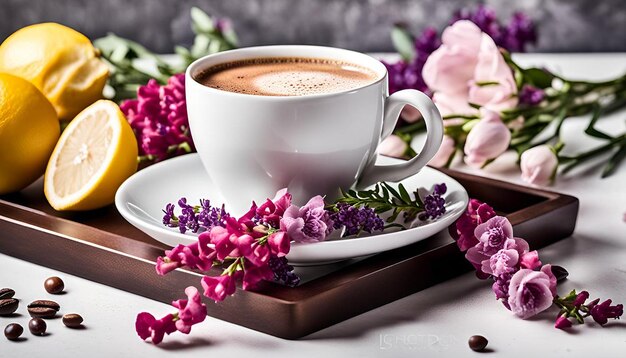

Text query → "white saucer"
[115,153,468,265]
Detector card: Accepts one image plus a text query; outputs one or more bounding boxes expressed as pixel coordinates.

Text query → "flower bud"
[463,110,511,167]
[379,134,408,158]
[555,316,572,329]
[428,135,456,167]
[520,145,558,186]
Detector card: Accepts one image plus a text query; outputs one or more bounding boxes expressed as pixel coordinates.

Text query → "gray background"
[1,0,625,53]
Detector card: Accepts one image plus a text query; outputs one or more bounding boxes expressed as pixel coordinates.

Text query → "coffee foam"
[196,57,378,96]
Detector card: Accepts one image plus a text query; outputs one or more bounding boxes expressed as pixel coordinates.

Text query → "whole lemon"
[0,23,109,121]
[0,73,60,194]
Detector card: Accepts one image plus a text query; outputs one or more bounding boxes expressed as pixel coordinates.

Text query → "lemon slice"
[44,100,138,211]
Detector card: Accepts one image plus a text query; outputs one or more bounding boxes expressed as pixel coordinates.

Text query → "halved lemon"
[44,100,138,211]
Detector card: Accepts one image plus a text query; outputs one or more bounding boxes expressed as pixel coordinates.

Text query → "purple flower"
[268,255,300,287]
[503,12,538,52]
[418,183,447,220]
[330,203,385,237]
[590,299,624,325]
[121,73,194,162]
[280,196,333,242]
[507,266,556,319]
[452,5,537,52]
[382,26,440,95]
[519,85,546,106]
[162,198,230,234]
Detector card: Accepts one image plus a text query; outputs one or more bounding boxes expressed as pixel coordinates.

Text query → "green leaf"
[585,105,614,140]
[391,25,416,62]
[191,7,215,33]
[602,141,626,178]
[523,68,555,89]
[398,184,411,203]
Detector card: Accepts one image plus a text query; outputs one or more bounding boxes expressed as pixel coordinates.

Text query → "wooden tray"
[0,169,578,339]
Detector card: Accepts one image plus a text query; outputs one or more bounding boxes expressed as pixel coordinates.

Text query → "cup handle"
[357,89,443,188]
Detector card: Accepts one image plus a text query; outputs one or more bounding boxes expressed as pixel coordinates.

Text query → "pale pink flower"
[428,135,456,167]
[464,110,511,167]
[379,135,408,158]
[520,145,558,186]
[423,20,518,116]
[423,20,482,95]
[507,265,557,319]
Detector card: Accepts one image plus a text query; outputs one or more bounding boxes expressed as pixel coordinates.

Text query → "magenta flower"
[242,260,274,290]
[267,231,290,257]
[256,190,292,228]
[507,266,556,319]
[450,199,496,251]
[573,291,589,307]
[465,216,514,268]
[519,250,542,270]
[555,316,573,329]
[135,312,177,345]
[155,241,214,275]
[280,195,333,243]
[201,273,239,302]
[171,286,207,334]
[121,74,194,163]
[590,299,624,325]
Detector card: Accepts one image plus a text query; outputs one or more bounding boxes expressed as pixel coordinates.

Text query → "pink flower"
[242,260,274,290]
[464,110,511,167]
[379,135,408,158]
[256,190,292,227]
[155,240,214,275]
[201,273,239,302]
[450,199,496,251]
[267,231,290,257]
[423,20,482,95]
[468,33,518,111]
[428,135,456,167]
[280,196,333,243]
[519,250,542,270]
[400,105,422,123]
[210,226,238,261]
[482,248,519,277]
[135,312,177,345]
[507,266,557,319]
[423,20,518,116]
[171,286,207,334]
[520,145,558,186]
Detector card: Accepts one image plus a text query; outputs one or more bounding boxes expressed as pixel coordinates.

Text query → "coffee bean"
[27,300,60,318]
[28,318,47,336]
[468,335,488,352]
[0,298,19,316]
[4,323,23,341]
[0,288,15,299]
[62,313,83,328]
[44,276,65,294]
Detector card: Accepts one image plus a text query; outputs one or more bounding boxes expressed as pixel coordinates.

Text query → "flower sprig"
[331,182,447,224]
[450,199,623,329]
[138,183,449,344]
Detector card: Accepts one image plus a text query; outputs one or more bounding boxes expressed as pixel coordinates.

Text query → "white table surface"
[1,53,625,357]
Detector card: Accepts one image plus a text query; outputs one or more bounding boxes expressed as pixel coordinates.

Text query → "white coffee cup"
[186,45,443,214]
